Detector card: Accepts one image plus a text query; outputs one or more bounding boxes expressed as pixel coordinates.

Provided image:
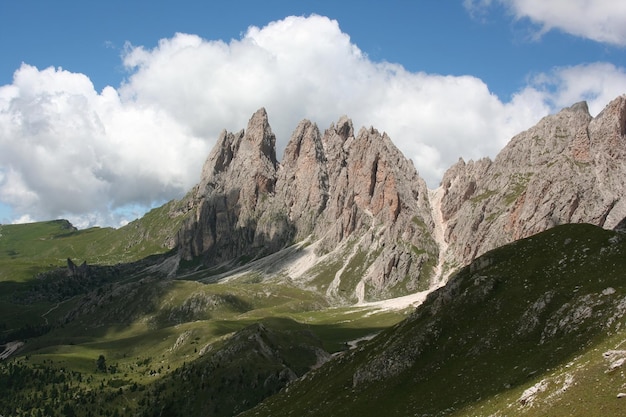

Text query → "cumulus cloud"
[118,15,548,184]
[465,0,626,45]
[1,14,625,227]
[528,63,626,115]
[0,64,208,227]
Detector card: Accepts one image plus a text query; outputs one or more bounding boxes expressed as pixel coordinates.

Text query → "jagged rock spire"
[176,94,626,302]
[177,110,436,302]
[440,95,626,270]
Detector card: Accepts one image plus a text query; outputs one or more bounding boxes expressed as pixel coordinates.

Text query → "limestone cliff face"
[439,95,626,271]
[177,110,437,301]
[176,95,626,301]
[314,121,436,300]
[177,108,286,264]
[273,119,329,241]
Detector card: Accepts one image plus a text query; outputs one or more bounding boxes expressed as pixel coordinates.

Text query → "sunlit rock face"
[439,96,626,271]
[177,109,436,301]
[176,95,626,301]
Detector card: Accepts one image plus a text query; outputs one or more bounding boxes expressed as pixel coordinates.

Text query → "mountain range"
[0,94,625,416]
[174,94,626,302]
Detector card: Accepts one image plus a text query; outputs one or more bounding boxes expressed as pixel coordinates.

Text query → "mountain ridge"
[175,107,438,303]
[439,96,626,272]
[7,95,625,305]
[170,94,626,304]
[2,94,626,417]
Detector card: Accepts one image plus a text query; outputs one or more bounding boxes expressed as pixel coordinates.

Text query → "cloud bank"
[465,0,626,46]
[1,15,625,227]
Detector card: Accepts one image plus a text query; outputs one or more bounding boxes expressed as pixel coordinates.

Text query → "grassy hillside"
[0,274,405,416]
[0,216,407,416]
[242,223,626,417]
[0,201,186,283]
[0,202,188,338]
[4,207,626,416]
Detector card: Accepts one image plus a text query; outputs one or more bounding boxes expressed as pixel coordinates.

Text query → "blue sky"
[3,1,623,98]
[1,0,626,227]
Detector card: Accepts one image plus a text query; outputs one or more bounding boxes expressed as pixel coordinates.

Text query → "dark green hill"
[0,201,187,343]
[242,223,626,417]
[0,208,404,416]
[0,200,186,283]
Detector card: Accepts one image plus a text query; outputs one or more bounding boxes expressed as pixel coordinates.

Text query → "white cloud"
[118,15,550,185]
[0,64,208,226]
[465,0,626,45]
[1,14,625,227]
[12,213,35,225]
[528,63,626,115]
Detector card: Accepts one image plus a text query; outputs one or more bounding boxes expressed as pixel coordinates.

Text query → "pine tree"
[96,355,107,373]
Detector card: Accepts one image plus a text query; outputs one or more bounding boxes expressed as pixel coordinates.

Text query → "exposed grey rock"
[175,95,626,302]
[176,110,437,301]
[315,124,436,299]
[439,95,626,270]
[67,258,89,278]
[273,118,329,242]
[177,108,285,264]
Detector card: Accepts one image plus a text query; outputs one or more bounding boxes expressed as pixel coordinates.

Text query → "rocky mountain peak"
[331,115,354,141]
[176,95,626,302]
[176,111,437,302]
[195,108,277,197]
[244,107,278,168]
[275,119,329,240]
[588,95,626,158]
[493,99,593,169]
[177,109,281,263]
[568,100,591,115]
[281,119,325,165]
[439,94,626,273]
[320,116,353,173]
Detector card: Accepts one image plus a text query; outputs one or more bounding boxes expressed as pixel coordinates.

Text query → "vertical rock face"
[177,108,284,264]
[440,95,626,270]
[314,123,436,300]
[177,110,437,301]
[274,119,329,241]
[175,94,626,302]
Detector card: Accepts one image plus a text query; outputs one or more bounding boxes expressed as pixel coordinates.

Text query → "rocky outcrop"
[313,122,436,299]
[273,119,329,241]
[176,95,626,301]
[177,110,437,302]
[177,108,288,264]
[67,258,89,279]
[439,95,626,270]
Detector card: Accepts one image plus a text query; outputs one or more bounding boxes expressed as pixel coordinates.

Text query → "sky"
[1,0,626,228]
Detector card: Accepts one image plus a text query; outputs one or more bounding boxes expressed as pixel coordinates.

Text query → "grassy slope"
[0,202,186,332]
[0,275,406,416]
[0,201,185,283]
[6,211,625,416]
[0,215,408,416]
[242,223,626,417]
